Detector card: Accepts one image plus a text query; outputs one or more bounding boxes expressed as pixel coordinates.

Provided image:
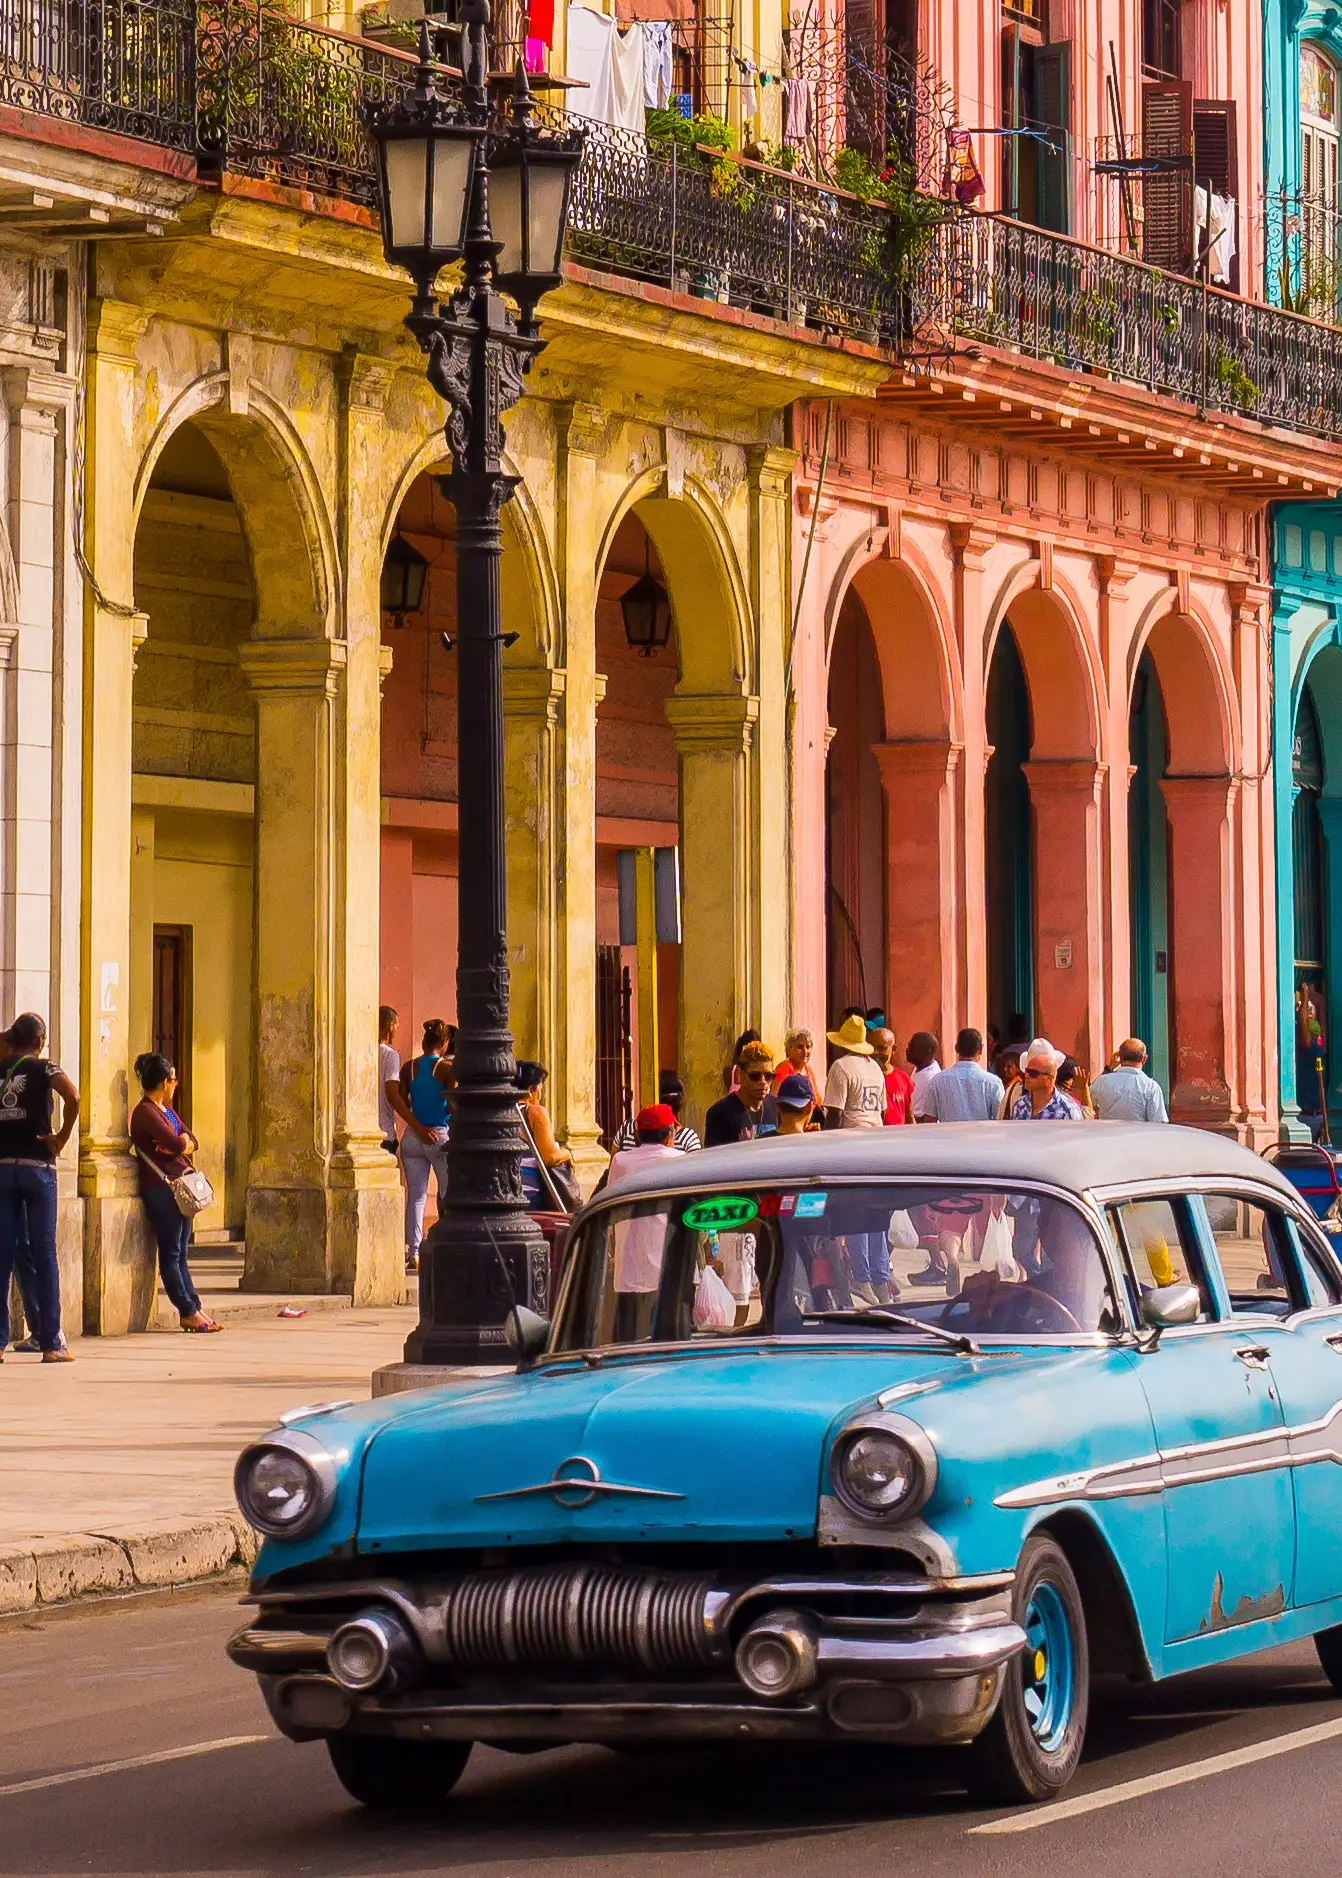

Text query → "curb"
[0,1515,259,1615]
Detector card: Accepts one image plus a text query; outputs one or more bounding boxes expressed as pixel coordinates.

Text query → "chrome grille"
[441,1564,717,1673]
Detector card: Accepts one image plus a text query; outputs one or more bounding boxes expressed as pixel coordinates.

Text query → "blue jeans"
[846,1232,891,1289]
[0,1164,60,1351]
[143,1182,201,1320]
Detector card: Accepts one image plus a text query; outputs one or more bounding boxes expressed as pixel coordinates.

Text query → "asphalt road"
[4,1587,1342,1876]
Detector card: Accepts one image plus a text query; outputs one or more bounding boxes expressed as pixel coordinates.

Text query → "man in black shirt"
[0,1012,80,1361]
[704,1041,779,1147]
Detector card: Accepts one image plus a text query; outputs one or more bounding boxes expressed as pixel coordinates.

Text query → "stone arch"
[986,574,1104,762]
[597,471,752,695]
[823,543,962,1041]
[1129,608,1238,1122]
[380,430,558,666]
[133,378,333,639]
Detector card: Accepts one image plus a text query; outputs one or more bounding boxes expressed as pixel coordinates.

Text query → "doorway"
[986,625,1034,1038]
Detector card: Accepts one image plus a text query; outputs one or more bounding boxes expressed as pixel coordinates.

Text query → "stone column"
[1162,774,1236,1128]
[950,525,995,1032]
[666,692,758,1124]
[503,664,563,1075]
[238,637,347,1291]
[1317,797,1342,1135]
[552,405,605,1184]
[1097,556,1139,1055]
[873,739,961,1043]
[80,301,153,1335]
[1272,605,1308,1138]
[1025,759,1106,1067]
[328,353,405,1304]
[1229,582,1275,1144]
[748,444,794,1050]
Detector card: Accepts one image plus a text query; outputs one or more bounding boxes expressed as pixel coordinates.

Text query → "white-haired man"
[1008,1039,1083,1121]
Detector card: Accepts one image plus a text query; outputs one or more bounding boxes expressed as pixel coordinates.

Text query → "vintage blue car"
[228,1123,1342,1810]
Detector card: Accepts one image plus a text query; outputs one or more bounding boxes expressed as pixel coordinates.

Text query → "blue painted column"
[1274,608,1309,1139]
[1317,797,1342,1136]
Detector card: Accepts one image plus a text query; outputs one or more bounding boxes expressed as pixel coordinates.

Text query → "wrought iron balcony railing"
[1,0,196,151]
[909,212,1342,442]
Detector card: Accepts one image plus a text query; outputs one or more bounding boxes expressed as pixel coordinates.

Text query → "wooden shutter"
[845,0,880,157]
[1193,97,1238,287]
[1035,40,1072,233]
[1001,23,1022,215]
[1142,78,1193,272]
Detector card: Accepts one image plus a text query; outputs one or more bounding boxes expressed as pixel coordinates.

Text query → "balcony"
[1,0,195,153]
[910,212,1342,448]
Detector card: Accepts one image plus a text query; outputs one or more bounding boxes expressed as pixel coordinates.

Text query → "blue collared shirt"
[1009,1089,1083,1121]
[1091,1066,1169,1123]
[926,1059,1005,1121]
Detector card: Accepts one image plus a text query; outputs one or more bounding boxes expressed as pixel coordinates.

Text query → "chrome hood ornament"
[476,1455,685,1508]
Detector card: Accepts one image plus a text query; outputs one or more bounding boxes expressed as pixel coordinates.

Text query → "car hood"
[353,1343,1024,1556]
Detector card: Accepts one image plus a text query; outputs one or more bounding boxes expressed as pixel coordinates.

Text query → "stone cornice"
[87,298,149,365]
[664,692,759,753]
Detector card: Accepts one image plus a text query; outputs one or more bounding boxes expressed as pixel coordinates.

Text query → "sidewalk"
[0,1302,419,1612]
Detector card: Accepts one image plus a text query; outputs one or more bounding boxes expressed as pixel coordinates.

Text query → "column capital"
[665,691,759,753]
[561,402,608,458]
[377,643,394,693]
[88,299,150,365]
[339,348,397,414]
[1161,772,1237,815]
[871,738,963,789]
[129,611,150,675]
[1096,554,1140,597]
[2,365,69,421]
[504,664,566,720]
[747,444,797,495]
[238,637,347,697]
[1024,757,1107,801]
[1227,580,1271,631]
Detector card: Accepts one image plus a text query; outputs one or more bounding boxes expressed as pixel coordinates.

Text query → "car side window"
[1108,1197,1212,1321]
[1196,1195,1295,1318]
[1287,1215,1342,1310]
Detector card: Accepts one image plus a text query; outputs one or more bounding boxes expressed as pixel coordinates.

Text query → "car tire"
[326,1734,473,1809]
[965,1534,1089,1806]
[1315,1626,1342,1692]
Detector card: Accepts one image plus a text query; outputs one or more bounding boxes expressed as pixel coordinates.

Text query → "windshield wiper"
[800,1308,979,1356]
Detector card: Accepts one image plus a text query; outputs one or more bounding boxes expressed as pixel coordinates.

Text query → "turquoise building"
[1266,6,1342,1137]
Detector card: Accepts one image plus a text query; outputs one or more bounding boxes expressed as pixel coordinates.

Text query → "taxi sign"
[682,1195,760,1231]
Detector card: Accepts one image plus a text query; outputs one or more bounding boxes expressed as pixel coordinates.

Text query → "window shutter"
[1035,40,1072,234]
[1001,23,1022,215]
[845,0,880,157]
[1142,78,1193,272]
[1193,97,1238,288]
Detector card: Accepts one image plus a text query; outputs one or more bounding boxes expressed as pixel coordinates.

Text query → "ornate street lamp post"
[368,14,583,1366]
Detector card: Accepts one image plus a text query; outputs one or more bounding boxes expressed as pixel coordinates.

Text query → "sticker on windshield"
[793,1192,828,1219]
[682,1195,760,1231]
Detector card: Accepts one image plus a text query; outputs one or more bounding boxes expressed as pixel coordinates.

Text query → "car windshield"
[550,1181,1121,1352]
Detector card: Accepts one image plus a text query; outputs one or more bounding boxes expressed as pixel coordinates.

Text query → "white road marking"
[0,1734,268,1800]
[971,1714,1342,1835]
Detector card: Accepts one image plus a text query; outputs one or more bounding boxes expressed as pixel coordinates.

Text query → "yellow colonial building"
[4,0,894,1327]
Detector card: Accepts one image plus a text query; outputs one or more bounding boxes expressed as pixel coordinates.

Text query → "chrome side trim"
[995,1393,1342,1508]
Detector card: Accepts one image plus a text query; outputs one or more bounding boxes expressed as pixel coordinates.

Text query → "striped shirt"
[612,1119,702,1154]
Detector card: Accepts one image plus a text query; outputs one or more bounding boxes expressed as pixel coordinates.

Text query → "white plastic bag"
[694,1265,738,1329]
[978,1209,1020,1283]
[887,1209,919,1250]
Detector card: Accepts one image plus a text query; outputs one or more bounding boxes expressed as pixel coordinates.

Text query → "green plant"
[1081,290,1118,348]
[757,139,798,172]
[833,145,882,204]
[1210,348,1259,403]
[645,108,734,159]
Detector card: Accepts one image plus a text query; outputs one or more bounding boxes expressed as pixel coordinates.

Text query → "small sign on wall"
[1054,940,1073,970]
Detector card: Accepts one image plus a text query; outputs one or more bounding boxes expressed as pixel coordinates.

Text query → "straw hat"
[826,1014,875,1055]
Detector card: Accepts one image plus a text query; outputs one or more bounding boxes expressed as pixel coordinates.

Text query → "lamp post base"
[403,1213,550,1368]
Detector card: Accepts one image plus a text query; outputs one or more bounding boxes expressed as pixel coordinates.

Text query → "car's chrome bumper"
[229,1566,1024,1748]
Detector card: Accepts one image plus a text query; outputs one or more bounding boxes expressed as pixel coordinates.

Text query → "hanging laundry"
[1194,186,1238,284]
[946,129,985,204]
[738,57,758,121]
[566,4,616,124]
[642,21,673,108]
[611,21,647,131]
[525,34,547,71]
[783,75,813,143]
[527,0,555,50]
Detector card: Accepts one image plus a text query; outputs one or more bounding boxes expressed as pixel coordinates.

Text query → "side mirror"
[1139,1283,1201,1345]
[504,1305,551,1364]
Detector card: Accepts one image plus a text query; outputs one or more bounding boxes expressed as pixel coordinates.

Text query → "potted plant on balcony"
[645,107,741,302]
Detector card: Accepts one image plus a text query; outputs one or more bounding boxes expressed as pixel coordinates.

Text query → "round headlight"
[830,1417,936,1522]
[234,1434,335,1539]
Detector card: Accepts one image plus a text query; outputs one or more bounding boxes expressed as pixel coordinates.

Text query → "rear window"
[550,1182,1120,1351]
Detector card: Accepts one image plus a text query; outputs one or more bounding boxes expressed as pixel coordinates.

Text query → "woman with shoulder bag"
[516,1062,581,1212]
[130,1052,221,1333]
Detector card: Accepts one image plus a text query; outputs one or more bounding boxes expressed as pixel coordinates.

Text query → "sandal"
[181,1316,224,1333]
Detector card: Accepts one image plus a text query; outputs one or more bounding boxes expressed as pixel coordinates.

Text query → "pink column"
[1162,775,1236,1127]
[1025,760,1106,1067]
[873,740,962,1045]
[379,826,416,1022]
[951,525,994,1033]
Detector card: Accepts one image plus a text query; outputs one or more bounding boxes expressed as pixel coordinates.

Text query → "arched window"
[1301,44,1340,257]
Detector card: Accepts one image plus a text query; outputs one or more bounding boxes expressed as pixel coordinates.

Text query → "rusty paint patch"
[1199,1570,1286,1634]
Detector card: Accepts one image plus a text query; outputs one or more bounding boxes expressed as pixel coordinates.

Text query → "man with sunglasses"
[704,1040,779,1146]
[1009,1038,1084,1120]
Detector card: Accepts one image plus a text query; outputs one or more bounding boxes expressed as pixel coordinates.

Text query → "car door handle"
[1236,1346,1272,1369]
[1326,1333,1342,1352]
